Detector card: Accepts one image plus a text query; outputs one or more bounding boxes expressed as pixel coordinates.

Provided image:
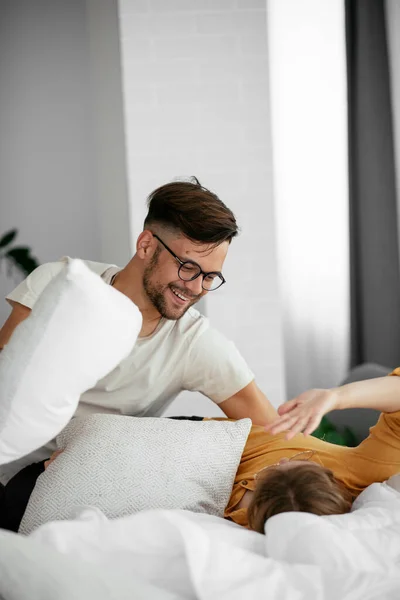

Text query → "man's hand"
[264,388,339,439]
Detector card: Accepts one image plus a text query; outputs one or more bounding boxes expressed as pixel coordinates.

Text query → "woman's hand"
[44,449,64,469]
[264,388,339,440]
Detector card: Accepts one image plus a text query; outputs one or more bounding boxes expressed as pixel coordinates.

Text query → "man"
[0,178,277,426]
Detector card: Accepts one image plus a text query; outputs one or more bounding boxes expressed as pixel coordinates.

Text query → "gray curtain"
[346,0,400,369]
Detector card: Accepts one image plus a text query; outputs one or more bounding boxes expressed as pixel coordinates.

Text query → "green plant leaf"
[311,424,325,439]
[0,229,17,249]
[311,414,358,447]
[312,415,335,440]
[342,426,359,447]
[322,430,346,446]
[321,416,336,432]
[5,247,40,276]
[6,246,30,258]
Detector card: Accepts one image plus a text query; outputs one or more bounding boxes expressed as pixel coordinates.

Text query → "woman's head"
[247,461,353,534]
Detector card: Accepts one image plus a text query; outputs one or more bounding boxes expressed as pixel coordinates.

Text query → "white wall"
[0,0,99,326]
[0,0,130,328]
[267,0,349,398]
[86,0,132,266]
[118,0,286,415]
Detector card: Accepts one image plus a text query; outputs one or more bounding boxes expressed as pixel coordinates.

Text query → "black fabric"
[168,416,204,421]
[0,460,46,532]
[346,0,400,368]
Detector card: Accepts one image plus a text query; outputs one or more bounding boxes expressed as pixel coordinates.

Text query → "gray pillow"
[20,414,251,534]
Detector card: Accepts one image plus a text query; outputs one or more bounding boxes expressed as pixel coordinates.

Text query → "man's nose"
[183,276,204,296]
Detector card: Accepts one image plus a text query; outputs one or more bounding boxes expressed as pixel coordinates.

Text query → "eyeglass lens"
[178,263,223,291]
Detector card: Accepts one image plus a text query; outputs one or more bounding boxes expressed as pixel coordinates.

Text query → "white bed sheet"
[1,479,398,599]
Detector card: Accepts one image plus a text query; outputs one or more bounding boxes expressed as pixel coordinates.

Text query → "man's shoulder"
[41,257,120,285]
[62,256,119,277]
[29,256,118,278]
[6,257,120,308]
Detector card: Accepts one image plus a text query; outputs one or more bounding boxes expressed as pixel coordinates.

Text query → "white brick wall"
[118,0,286,415]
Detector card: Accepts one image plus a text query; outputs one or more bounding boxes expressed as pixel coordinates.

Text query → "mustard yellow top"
[223,368,400,528]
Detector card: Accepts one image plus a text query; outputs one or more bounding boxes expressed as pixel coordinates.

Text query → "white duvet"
[1,479,400,599]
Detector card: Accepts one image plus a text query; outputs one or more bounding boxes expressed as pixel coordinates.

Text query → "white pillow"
[0,260,142,465]
[19,414,252,534]
[0,529,171,600]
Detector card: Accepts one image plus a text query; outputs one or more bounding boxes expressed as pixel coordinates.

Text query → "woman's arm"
[264,373,400,440]
[335,374,400,412]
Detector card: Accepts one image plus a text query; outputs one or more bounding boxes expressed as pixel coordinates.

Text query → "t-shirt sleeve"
[182,326,254,404]
[347,408,400,488]
[367,410,400,452]
[373,368,400,450]
[5,260,67,309]
[388,367,400,377]
[341,371,400,486]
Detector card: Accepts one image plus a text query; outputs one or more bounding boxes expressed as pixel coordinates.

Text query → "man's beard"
[143,249,200,320]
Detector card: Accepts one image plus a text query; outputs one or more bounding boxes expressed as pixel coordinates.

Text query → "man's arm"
[218,380,278,426]
[0,302,32,351]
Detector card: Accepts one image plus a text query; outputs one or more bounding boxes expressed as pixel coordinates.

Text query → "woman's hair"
[143,177,238,245]
[247,462,353,534]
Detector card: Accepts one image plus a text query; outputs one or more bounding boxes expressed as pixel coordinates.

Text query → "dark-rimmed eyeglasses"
[152,234,226,291]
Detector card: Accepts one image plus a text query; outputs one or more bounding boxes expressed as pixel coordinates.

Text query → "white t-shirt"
[6,257,254,418]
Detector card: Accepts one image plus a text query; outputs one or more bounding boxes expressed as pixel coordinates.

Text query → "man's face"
[143,235,229,320]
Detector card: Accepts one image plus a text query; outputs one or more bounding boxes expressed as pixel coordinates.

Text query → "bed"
[1,261,400,598]
[1,476,400,599]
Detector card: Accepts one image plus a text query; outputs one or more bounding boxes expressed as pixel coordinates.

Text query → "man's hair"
[143,177,238,245]
[247,462,353,534]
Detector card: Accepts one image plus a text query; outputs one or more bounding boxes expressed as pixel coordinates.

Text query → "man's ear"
[136,230,155,259]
